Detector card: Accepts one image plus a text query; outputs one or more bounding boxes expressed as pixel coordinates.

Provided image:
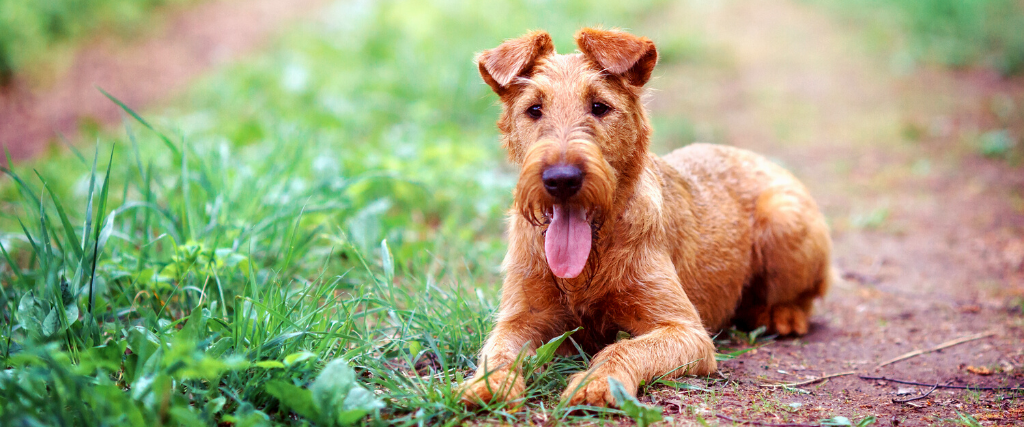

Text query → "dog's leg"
[461,274,565,407]
[561,266,717,407]
[751,187,832,335]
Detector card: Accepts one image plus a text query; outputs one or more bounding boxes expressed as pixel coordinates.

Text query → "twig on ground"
[891,382,939,404]
[874,331,996,369]
[860,375,1024,391]
[716,413,819,426]
[760,371,856,388]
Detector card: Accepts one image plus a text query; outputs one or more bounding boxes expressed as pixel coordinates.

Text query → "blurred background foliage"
[810,0,1024,75]
[0,0,194,84]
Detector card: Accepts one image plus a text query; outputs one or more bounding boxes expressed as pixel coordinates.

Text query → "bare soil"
[0,0,325,163]
[641,1,1024,425]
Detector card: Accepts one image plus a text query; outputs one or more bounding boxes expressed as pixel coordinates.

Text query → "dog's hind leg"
[747,186,832,335]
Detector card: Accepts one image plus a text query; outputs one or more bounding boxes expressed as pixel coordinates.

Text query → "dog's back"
[660,143,832,334]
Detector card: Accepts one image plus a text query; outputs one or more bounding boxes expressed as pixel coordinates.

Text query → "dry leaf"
[965,365,993,375]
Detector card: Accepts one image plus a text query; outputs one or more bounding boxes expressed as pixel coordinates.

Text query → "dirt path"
[0,0,326,164]
[643,0,1024,424]
[2,0,1020,422]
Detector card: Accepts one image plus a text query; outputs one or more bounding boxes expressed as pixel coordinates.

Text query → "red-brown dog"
[461,28,832,408]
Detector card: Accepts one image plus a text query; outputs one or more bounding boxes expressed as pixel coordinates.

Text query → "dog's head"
[477,28,658,279]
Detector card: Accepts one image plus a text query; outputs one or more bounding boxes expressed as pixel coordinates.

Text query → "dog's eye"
[526,104,542,119]
[591,102,611,117]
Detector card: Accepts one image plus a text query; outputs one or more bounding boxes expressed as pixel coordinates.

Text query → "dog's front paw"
[561,371,636,407]
[459,369,526,407]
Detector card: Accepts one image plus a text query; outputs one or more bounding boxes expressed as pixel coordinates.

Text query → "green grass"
[0,0,674,425]
[0,0,196,84]
[808,0,1024,75]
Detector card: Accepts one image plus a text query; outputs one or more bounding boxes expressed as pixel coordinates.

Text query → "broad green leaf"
[178,306,207,343]
[42,308,60,337]
[533,326,581,366]
[254,360,285,369]
[608,377,662,427]
[78,343,124,373]
[64,302,79,329]
[126,326,162,374]
[337,388,383,425]
[170,406,204,426]
[206,396,227,416]
[207,337,234,358]
[856,416,878,427]
[407,340,422,359]
[283,351,316,367]
[311,359,384,426]
[820,416,853,426]
[225,402,271,427]
[179,354,248,379]
[17,292,41,332]
[265,380,318,420]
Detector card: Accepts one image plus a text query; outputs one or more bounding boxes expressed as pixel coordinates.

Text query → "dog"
[460,28,832,408]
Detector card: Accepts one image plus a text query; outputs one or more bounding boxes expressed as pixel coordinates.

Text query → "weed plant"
[0,0,670,425]
[809,0,1024,75]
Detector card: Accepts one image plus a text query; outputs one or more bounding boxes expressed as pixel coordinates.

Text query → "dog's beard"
[513,140,616,280]
[544,204,591,278]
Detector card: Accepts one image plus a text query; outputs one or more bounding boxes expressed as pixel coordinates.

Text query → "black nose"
[542,165,584,200]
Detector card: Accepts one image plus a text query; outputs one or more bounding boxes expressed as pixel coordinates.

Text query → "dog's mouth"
[543,204,594,279]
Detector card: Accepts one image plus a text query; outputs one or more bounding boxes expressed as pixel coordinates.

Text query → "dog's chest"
[561,300,620,353]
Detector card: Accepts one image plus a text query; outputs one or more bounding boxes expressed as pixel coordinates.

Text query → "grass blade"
[81,144,100,262]
[97,87,180,158]
[3,147,42,215]
[56,132,87,165]
[88,147,115,314]
[0,239,25,284]
[34,171,84,260]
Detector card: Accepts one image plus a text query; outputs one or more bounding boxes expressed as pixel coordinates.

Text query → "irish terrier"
[460,28,832,408]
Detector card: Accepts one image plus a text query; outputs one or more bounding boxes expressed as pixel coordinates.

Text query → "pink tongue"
[545,205,591,278]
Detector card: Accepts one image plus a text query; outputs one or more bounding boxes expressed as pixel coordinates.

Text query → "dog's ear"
[477,31,555,96]
[575,28,658,87]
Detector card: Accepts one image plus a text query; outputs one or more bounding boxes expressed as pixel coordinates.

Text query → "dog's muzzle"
[541,164,583,200]
[540,164,591,279]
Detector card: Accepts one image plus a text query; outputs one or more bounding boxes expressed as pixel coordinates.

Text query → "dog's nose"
[542,165,584,200]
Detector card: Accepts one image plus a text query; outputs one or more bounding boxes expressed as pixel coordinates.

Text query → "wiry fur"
[461,28,832,408]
